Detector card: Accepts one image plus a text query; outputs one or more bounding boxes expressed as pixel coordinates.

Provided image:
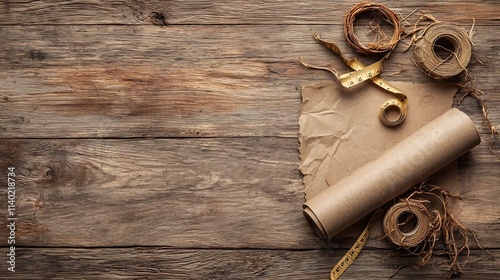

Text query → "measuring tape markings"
[312,34,384,88]
[310,35,408,126]
[330,209,382,280]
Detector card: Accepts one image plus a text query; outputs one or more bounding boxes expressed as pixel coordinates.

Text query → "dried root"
[457,74,499,158]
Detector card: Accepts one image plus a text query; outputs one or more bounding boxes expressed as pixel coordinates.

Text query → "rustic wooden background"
[0,0,498,279]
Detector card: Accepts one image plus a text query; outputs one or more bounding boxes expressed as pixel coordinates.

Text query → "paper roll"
[303,108,480,239]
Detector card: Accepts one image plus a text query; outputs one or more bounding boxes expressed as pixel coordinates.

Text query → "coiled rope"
[344,2,402,54]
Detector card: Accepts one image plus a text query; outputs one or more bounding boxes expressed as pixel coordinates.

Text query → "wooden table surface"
[0,1,499,279]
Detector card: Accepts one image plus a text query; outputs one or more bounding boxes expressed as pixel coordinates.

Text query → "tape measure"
[300,35,408,127]
[330,209,382,280]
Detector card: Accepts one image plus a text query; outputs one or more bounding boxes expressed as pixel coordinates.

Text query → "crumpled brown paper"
[299,80,459,236]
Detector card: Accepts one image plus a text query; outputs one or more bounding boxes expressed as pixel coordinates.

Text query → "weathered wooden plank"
[1,1,497,278]
[1,25,498,138]
[3,247,498,279]
[0,0,498,25]
[0,138,498,248]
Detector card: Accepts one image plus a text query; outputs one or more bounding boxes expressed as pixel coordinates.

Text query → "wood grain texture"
[0,138,498,249]
[0,0,499,278]
[0,138,306,248]
[0,0,498,25]
[0,25,498,138]
[4,248,499,280]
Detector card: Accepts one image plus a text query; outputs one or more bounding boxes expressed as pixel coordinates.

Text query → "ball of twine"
[344,2,402,54]
[383,200,431,248]
[414,22,472,79]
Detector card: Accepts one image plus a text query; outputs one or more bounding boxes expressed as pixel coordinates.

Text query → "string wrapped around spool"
[414,22,473,79]
[344,2,402,54]
[383,200,432,248]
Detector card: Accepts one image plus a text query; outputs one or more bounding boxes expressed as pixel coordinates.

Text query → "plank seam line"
[0,23,494,27]
[0,23,337,27]
[0,135,298,140]
[0,246,496,251]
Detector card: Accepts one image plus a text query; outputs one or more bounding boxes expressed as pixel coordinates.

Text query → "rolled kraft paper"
[303,108,480,239]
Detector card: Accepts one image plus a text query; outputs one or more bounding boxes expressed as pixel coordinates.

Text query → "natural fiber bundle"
[414,22,472,79]
[344,2,402,54]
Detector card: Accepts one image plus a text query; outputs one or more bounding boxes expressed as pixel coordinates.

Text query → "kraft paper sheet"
[299,81,464,237]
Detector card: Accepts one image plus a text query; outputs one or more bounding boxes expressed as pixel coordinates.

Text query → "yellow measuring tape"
[300,35,408,126]
[330,209,382,280]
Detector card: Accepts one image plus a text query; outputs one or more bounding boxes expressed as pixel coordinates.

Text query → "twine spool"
[383,200,431,248]
[344,2,402,54]
[414,22,472,79]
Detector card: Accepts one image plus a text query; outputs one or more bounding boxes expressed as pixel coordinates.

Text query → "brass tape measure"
[302,35,408,127]
[330,209,382,280]
[379,99,407,127]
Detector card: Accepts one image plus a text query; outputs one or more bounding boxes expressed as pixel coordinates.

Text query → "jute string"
[403,14,498,157]
[383,200,433,248]
[413,22,472,79]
